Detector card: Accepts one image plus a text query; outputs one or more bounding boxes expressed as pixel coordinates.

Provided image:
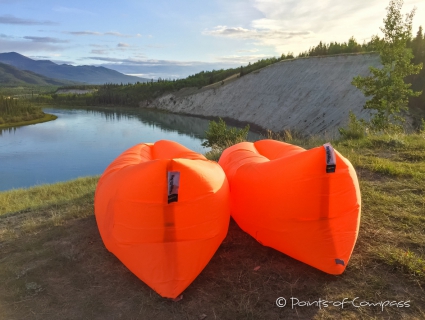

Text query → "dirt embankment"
[145,53,382,137]
[55,89,96,95]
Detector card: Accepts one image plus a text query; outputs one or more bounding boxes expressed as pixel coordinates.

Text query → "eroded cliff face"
[145,53,382,137]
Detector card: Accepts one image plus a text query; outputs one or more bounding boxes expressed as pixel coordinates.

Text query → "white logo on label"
[323,143,336,166]
[168,171,180,195]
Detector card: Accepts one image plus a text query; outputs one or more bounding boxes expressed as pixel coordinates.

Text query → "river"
[0,107,261,191]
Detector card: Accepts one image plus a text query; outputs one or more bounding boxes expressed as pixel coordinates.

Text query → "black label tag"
[335,258,345,266]
[167,171,180,204]
[168,194,178,203]
[323,143,336,174]
[326,164,336,173]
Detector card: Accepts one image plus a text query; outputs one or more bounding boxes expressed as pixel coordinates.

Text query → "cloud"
[204,25,310,41]
[202,0,393,54]
[0,38,63,52]
[117,43,130,48]
[31,54,61,59]
[23,36,68,43]
[212,54,270,64]
[0,14,58,25]
[105,32,132,38]
[66,31,102,36]
[91,49,108,55]
[87,56,173,66]
[65,31,135,38]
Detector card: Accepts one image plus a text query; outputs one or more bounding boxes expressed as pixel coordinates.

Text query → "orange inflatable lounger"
[218,139,361,275]
[94,140,230,298]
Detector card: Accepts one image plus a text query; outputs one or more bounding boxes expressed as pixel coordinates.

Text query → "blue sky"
[1,0,424,79]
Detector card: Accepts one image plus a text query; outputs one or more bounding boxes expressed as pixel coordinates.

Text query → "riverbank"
[0,112,57,130]
[1,133,424,319]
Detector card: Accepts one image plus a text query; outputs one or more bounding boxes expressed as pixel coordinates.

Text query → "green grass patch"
[374,247,425,279]
[0,112,57,130]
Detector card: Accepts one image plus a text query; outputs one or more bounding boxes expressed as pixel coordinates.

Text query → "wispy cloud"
[66,31,102,36]
[0,39,63,52]
[212,54,270,64]
[31,54,62,59]
[0,14,58,26]
[87,56,206,67]
[117,43,130,48]
[203,25,310,40]
[23,36,68,43]
[65,31,135,38]
[106,32,132,38]
[91,49,108,55]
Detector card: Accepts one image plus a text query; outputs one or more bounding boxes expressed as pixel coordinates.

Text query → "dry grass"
[0,133,424,319]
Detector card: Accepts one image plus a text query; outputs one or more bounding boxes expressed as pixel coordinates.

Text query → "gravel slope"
[146,53,382,137]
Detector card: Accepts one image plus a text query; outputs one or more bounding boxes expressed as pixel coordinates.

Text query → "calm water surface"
[0,107,260,191]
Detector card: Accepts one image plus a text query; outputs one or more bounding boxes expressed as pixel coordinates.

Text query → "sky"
[1,0,424,79]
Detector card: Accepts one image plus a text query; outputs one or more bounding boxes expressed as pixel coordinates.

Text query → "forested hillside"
[37,29,425,113]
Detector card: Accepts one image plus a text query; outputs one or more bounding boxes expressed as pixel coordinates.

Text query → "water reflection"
[79,107,260,141]
[0,107,260,191]
[82,107,210,138]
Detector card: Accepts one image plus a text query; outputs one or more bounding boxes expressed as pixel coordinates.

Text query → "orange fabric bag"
[219,139,361,274]
[95,140,230,298]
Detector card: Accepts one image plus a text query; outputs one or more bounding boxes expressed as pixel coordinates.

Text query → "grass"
[0,113,57,130]
[0,133,424,319]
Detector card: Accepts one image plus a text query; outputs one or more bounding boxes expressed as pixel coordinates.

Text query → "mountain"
[0,52,149,85]
[0,62,80,86]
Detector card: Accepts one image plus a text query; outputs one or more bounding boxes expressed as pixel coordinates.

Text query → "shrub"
[339,111,367,139]
[202,118,249,150]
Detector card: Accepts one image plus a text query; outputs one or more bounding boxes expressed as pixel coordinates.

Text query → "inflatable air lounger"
[219,139,361,274]
[95,140,230,298]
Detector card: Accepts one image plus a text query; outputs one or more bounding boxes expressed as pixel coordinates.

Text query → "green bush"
[339,111,367,139]
[202,118,249,149]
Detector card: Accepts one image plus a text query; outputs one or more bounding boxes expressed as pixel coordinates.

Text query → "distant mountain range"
[0,52,149,85]
[0,62,79,86]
